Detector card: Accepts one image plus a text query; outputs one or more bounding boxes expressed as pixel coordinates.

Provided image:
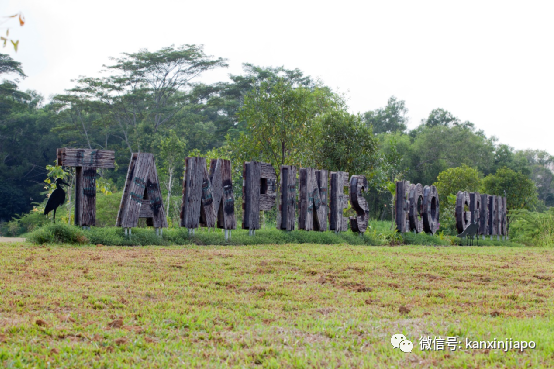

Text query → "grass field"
[0,242,553,368]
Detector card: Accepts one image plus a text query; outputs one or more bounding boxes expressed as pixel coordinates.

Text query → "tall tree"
[233,78,343,171]
[363,96,408,134]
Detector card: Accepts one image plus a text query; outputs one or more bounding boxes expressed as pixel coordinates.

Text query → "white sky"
[1,0,553,154]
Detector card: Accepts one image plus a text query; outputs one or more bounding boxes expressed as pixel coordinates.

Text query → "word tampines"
[57,148,506,238]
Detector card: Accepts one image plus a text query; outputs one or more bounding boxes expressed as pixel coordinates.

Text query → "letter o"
[456,191,471,234]
[409,183,424,233]
[422,185,439,234]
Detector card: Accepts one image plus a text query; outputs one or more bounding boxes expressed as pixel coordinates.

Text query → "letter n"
[349,175,369,233]
[299,168,328,231]
[329,171,349,232]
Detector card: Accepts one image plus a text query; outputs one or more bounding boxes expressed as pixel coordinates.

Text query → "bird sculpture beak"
[61,180,70,186]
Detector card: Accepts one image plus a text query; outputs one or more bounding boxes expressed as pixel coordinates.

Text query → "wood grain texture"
[495,195,502,237]
[299,168,327,231]
[278,165,297,231]
[349,175,369,233]
[242,161,261,230]
[209,159,236,230]
[329,171,349,232]
[116,154,137,227]
[117,153,167,228]
[408,183,424,233]
[199,161,216,228]
[479,194,489,235]
[57,148,115,168]
[80,167,97,226]
[259,163,277,212]
[146,156,167,228]
[422,185,439,234]
[181,157,205,229]
[315,170,328,232]
[469,192,481,229]
[394,181,409,233]
[456,191,471,234]
[501,196,507,236]
[74,167,83,226]
[487,195,497,236]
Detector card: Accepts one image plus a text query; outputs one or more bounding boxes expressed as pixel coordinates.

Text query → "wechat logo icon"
[391,334,414,353]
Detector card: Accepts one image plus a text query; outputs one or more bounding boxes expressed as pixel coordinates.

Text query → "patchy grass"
[0,242,552,368]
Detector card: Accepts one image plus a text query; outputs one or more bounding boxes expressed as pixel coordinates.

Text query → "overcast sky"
[1,0,553,153]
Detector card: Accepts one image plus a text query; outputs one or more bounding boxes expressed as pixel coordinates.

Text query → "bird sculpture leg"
[53,208,56,224]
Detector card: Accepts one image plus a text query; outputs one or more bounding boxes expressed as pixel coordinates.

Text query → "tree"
[315,110,379,178]
[481,167,538,212]
[233,78,343,171]
[433,164,481,199]
[60,45,228,154]
[406,124,494,186]
[423,108,460,127]
[363,96,408,134]
[156,130,187,219]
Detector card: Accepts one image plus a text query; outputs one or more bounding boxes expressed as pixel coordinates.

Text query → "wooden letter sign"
[349,175,369,233]
[116,153,167,229]
[330,171,349,232]
[278,165,297,231]
[242,161,277,231]
[487,195,497,237]
[208,159,236,230]
[479,194,489,236]
[455,191,471,234]
[408,183,424,233]
[422,185,439,234]
[57,148,115,227]
[299,168,328,231]
[394,180,409,233]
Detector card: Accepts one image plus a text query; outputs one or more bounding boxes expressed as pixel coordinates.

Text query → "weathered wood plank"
[495,195,502,237]
[209,159,236,230]
[116,154,137,226]
[278,165,297,231]
[139,199,154,218]
[408,183,424,233]
[394,181,408,233]
[242,161,261,230]
[469,192,481,229]
[119,153,151,228]
[116,153,167,228]
[456,191,471,233]
[502,196,507,237]
[349,175,369,233]
[329,171,349,232]
[479,194,489,235]
[422,185,439,234]
[259,163,277,212]
[74,167,83,226]
[80,167,97,226]
[181,157,204,229]
[315,170,328,232]
[198,161,216,228]
[487,195,497,236]
[146,156,167,228]
[298,168,327,231]
[57,148,115,168]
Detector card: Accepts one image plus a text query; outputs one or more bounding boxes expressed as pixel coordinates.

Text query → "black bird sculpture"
[44,178,69,223]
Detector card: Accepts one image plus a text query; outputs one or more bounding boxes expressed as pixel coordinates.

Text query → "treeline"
[0,45,552,229]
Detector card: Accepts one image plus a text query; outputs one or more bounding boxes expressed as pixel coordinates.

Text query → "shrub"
[27,223,89,244]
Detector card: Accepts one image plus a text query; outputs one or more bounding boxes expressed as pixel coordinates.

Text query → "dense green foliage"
[1,46,553,247]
